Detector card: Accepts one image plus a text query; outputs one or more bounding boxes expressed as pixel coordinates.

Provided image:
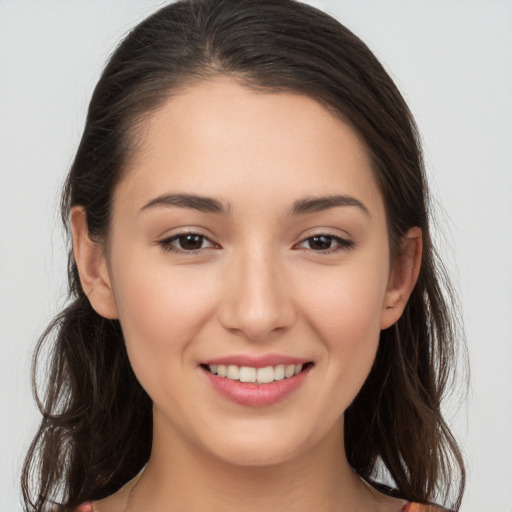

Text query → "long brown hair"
[22,0,465,510]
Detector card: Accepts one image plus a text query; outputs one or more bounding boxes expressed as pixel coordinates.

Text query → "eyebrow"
[140,193,229,215]
[289,194,370,217]
[139,192,369,217]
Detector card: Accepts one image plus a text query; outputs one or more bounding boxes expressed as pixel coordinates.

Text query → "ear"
[70,206,118,319]
[380,227,422,330]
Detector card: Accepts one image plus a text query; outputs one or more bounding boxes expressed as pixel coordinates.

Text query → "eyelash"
[158,232,355,255]
[294,233,355,254]
[158,233,219,254]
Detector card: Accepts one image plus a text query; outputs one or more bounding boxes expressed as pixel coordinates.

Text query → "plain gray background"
[1,1,511,510]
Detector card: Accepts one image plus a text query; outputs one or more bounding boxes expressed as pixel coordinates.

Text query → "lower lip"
[201,365,312,407]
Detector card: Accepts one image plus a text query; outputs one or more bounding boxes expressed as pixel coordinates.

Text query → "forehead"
[115,77,384,219]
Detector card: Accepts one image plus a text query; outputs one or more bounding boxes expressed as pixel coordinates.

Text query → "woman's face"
[83,78,412,467]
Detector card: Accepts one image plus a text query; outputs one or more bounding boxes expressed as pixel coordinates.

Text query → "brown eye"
[159,233,217,253]
[307,235,334,251]
[177,234,205,250]
[296,234,355,253]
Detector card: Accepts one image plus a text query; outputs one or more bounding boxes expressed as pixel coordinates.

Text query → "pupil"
[310,236,332,250]
[179,234,203,250]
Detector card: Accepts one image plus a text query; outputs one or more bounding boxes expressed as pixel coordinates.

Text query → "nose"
[217,247,296,342]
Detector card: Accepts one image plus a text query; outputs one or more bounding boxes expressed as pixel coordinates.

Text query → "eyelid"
[156,228,354,255]
[293,232,355,254]
[158,230,220,254]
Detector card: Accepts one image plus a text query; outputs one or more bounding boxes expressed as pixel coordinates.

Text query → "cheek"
[110,253,218,378]
[315,284,382,371]
[296,261,388,404]
[299,257,388,339]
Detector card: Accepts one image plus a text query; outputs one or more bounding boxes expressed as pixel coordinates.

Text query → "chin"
[211,440,303,467]
[196,419,325,468]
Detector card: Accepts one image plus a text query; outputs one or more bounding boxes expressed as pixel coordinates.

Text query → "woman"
[22,0,465,510]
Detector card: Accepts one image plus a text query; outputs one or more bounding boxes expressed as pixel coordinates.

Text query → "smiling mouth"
[201,362,313,385]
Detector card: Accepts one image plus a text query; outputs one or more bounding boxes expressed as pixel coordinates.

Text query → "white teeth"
[227,365,240,380]
[274,364,285,380]
[256,366,274,383]
[284,364,295,378]
[207,362,307,384]
[239,366,256,382]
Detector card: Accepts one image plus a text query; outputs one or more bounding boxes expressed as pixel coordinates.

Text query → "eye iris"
[309,235,332,250]
[179,234,204,250]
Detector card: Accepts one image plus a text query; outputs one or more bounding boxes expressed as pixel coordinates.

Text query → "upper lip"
[201,354,311,368]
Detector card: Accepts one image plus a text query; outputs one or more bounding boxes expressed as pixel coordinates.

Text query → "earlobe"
[70,207,118,319]
[380,227,422,330]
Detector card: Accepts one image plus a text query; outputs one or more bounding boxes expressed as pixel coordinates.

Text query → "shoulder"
[403,503,454,512]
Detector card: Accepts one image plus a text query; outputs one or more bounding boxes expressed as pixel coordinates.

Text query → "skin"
[72,77,422,512]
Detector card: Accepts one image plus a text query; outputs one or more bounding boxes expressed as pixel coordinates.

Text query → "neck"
[129,414,374,512]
